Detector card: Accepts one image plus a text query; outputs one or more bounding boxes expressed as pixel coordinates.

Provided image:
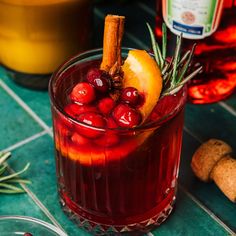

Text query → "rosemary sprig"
[0,152,30,194]
[147,23,202,96]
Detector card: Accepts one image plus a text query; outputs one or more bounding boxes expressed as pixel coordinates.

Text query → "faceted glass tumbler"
[49,48,187,235]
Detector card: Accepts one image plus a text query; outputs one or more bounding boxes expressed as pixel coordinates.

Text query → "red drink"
[49,49,187,234]
[156,0,236,104]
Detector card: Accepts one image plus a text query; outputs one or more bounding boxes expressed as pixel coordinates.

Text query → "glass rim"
[49,48,187,132]
[0,215,68,236]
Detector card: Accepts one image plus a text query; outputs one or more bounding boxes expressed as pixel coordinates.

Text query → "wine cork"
[210,156,236,203]
[191,139,232,182]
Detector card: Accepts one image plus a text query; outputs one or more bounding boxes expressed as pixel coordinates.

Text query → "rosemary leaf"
[162,23,167,63]
[0,152,11,166]
[179,50,191,66]
[164,70,173,87]
[162,66,203,96]
[147,22,201,96]
[171,34,182,86]
[6,179,31,184]
[0,163,30,183]
[162,57,173,76]
[179,66,203,85]
[0,163,7,175]
[146,23,161,66]
[156,42,164,69]
[0,189,25,194]
[0,182,24,191]
[177,44,196,83]
[162,62,169,76]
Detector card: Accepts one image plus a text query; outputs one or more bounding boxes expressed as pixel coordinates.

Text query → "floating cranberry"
[112,104,142,128]
[121,87,140,106]
[24,233,33,236]
[95,133,120,147]
[70,82,96,104]
[71,133,89,146]
[98,97,116,115]
[87,68,111,93]
[106,117,118,129]
[77,112,106,138]
[64,103,97,118]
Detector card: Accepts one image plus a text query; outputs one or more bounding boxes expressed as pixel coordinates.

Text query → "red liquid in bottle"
[156,0,236,104]
[50,53,187,234]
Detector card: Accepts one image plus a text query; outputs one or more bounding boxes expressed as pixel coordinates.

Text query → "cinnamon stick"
[100,15,125,72]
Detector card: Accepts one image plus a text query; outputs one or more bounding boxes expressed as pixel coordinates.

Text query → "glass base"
[59,195,176,235]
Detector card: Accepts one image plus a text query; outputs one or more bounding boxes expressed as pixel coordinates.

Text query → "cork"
[191,139,233,182]
[210,156,236,203]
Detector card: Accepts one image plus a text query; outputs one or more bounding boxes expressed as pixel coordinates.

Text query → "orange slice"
[122,49,162,121]
[56,132,150,166]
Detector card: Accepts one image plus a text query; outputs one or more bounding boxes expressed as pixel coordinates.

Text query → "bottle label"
[162,0,224,39]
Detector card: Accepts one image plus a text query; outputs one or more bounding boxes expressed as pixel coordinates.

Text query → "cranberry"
[64,103,97,118]
[24,233,33,236]
[95,133,120,147]
[77,112,106,138]
[86,68,111,93]
[106,117,118,128]
[70,82,96,104]
[121,87,140,106]
[112,104,142,128]
[71,133,89,146]
[98,97,116,115]
[54,118,71,137]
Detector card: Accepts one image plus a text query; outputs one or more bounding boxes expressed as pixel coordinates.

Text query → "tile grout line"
[96,4,236,233]
[6,165,66,234]
[183,126,203,143]
[219,101,236,117]
[0,6,234,234]
[137,1,156,17]
[179,184,236,235]
[0,80,66,231]
[2,130,48,153]
[0,79,53,137]
[1,131,67,233]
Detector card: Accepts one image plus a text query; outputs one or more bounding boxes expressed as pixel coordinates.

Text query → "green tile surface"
[7,134,90,236]
[185,103,236,149]
[152,191,229,236]
[0,193,50,222]
[223,93,236,112]
[4,134,231,236]
[0,67,52,127]
[0,0,235,235]
[0,86,42,150]
[179,132,236,232]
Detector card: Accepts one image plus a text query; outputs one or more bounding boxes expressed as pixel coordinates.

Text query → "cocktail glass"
[49,48,187,235]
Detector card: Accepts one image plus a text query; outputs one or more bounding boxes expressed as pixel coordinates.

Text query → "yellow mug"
[0,0,92,80]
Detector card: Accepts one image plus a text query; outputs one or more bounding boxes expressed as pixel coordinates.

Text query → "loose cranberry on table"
[86,68,111,93]
[112,103,142,128]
